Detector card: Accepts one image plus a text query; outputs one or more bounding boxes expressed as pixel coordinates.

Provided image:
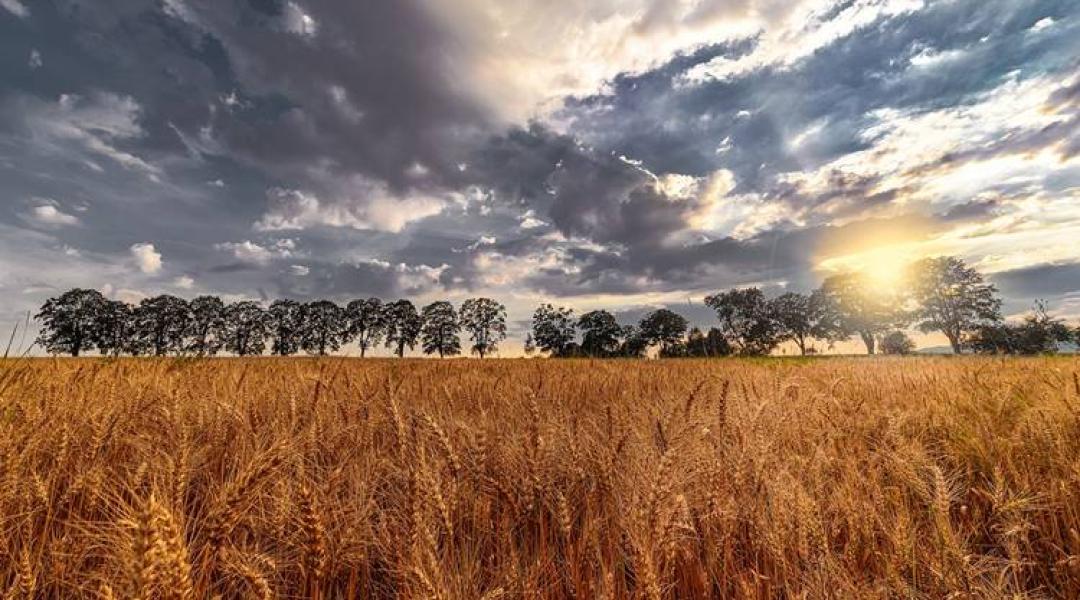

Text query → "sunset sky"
[1,0,1078,352]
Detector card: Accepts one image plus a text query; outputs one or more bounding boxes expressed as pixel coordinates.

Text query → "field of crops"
[2,357,1080,599]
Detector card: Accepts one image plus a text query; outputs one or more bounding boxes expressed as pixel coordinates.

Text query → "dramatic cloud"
[0,0,1077,351]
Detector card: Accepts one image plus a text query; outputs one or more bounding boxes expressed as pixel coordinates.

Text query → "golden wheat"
[1,356,1080,598]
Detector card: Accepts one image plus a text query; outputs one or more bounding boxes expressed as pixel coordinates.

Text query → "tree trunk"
[860,331,876,355]
[797,337,807,356]
[946,331,962,355]
[360,344,367,358]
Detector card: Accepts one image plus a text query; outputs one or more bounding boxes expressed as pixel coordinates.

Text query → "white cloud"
[215,239,297,264]
[684,0,925,83]
[215,241,272,264]
[0,0,29,18]
[17,93,161,179]
[173,275,195,289]
[130,243,163,274]
[424,0,787,120]
[1030,17,1054,32]
[519,209,548,229]
[290,265,310,276]
[22,202,81,228]
[256,182,446,233]
[283,2,318,37]
[28,49,42,70]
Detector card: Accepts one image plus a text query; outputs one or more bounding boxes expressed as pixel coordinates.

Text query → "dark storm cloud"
[0,0,501,313]
[992,263,1080,299]
[467,123,710,247]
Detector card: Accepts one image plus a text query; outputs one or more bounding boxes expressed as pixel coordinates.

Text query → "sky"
[1,0,1078,354]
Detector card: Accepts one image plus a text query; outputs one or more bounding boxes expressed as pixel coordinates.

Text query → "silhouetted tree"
[420,301,461,357]
[617,325,649,358]
[771,290,837,355]
[299,300,346,356]
[531,304,576,357]
[817,273,900,354]
[34,288,108,356]
[967,301,1072,355]
[346,298,385,357]
[460,298,507,358]
[384,300,422,357]
[686,326,731,357]
[705,288,781,356]
[880,330,916,355]
[268,299,304,356]
[133,295,191,356]
[638,309,688,356]
[578,310,621,357]
[186,295,226,356]
[223,301,268,356]
[909,256,1001,354]
[94,299,133,357]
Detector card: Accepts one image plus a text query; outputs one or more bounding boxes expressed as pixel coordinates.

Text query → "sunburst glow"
[817,243,923,296]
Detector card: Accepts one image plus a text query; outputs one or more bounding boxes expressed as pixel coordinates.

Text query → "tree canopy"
[420,301,462,358]
[460,298,507,358]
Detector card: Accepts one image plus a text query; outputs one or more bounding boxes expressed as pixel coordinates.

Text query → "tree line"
[526,256,1080,357]
[35,294,507,358]
[33,256,1080,358]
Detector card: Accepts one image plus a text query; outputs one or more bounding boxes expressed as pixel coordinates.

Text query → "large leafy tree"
[909,256,1001,354]
[816,273,900,355]
[578,310,622,357]
[420,301,461,358]
[686,327,731,357]
[705,287,781,356]
[770,290,839,356]
[384,300,422,357]
[268,299,304,356]
[186,295,226,356]
[94,299,134,357]
[460,298,507,358]
[531,304,576,357]
[133,295,191,356]
[223,301,269,356]
[34,288,108,356]
[299,300,346,356]
[346,298,386,358]
[638,309,688,356]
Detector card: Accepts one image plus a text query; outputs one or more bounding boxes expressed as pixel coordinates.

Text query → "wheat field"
[2,357,1080,599]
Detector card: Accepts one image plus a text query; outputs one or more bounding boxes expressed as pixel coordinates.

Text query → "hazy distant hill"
[917,342,1079,355]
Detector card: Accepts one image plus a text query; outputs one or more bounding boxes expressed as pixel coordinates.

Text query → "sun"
[818,243,920,296]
